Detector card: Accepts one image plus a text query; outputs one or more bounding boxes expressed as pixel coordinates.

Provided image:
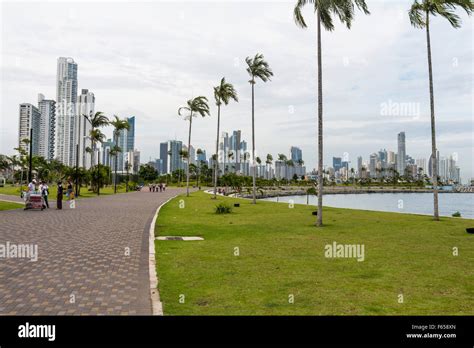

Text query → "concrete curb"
[149,195,177,316]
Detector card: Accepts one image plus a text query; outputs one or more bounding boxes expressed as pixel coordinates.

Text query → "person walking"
[66,180,73,200]
[57,182,63,210]
[40,181,49,209]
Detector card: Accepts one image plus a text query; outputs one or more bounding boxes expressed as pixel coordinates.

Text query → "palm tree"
[409,0,472,220]
[293,0,370,226]
[213,78,238,199]
[245,53,273,204]
[109,115,130,193]
[178,149,188,187]
[266,154,273,180]
[178,96,210,196]
[85,111,109,195]
[89,128,106,194]
[196,148,204,189]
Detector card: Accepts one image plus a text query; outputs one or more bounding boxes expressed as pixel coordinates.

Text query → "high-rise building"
[101,139,115,169]
[415,158,427,175]
[56,57,78,166]
[197,149,207,164]
[357,156,363,175]
[116,116,136,173]
[333,157,342,172]
[387,151,396,166]
[76,89,95,168]
[37,94,56,161]
[126,116,135,152]
[159,142,169,174]
[18,103,41,156]
[290,146,302,162]
[397,132,406,174]
[369,153,378,177]
[169,140,183,173]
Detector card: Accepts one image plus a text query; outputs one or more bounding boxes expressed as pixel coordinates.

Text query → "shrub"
[215,202,233,214]
[452,211,461,217]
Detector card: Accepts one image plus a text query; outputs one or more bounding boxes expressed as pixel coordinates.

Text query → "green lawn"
[0,201,23,211]
[155,191,474,315]
[0,185,127,198]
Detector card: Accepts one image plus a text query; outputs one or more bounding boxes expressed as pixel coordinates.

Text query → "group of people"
[148,183,166,192]
[24,178,74,210]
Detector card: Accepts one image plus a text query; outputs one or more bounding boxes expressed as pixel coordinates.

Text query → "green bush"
[452,211,461,217]
[215,202,233,214]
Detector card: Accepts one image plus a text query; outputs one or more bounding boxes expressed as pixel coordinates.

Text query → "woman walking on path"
[57,182,63,210]
[41,181,49,209]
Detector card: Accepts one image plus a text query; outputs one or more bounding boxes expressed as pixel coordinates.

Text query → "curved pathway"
[0,188,185,315]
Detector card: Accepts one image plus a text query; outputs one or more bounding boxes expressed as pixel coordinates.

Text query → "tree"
[178,96,210,197]
[85,111,109,195]
[409,0,472,220]
[245,53,273,204]
[293,0,370,226]
[212,77,238,199]
[109,115,130,193]
[89,128,106,193]
[196,148,204,189]
[139,164,158,182]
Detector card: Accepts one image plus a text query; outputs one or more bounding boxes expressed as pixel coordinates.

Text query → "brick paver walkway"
[0,188,184,315]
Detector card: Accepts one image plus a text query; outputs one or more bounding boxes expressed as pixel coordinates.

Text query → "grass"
[0,201,23,211]
[0,185,127,198]
[155,191,474,315]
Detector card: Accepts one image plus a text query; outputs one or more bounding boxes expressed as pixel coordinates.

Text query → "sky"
[0,0,472,181]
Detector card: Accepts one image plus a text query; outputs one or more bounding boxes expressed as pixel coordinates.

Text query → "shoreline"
[235,187,472,199]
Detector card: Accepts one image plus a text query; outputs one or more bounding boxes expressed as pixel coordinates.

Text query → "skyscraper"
[397,132,406,174]
[290,146,302,162]
[333,157,342,172]
[56,57,78,166]
[159,142,169,174]
[18,103,41,155]
[116,116,136,172]
[357,156,363,175]
[126,116,135,152]
[37,94,56,161]
[76,89,95,168]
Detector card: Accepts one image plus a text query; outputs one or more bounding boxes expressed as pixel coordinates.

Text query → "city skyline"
[1,1,472,182]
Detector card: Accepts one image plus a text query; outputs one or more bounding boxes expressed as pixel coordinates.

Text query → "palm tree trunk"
[251,81,256,204]
[213,104,221,199]
[316,13,323,227]
[186,114,193,197]
[426,11,439,221]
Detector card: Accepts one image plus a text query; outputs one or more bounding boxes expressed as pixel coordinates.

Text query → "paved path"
[0,188,184,315]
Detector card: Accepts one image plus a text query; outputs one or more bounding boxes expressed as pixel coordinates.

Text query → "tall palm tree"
[213,78,238,199]
[293,0,370,226]
[109,115,130,193]
[266,154,273,179]
[178,96,210,197]
[89,128,106,194]
[245,53,273,204]
[196,148,203,188]
[409,0,472,220]
[85,111,109,195]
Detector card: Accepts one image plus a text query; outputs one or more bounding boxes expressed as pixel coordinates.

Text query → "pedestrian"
[163,183,166,191]
[57,182,63,210]
[159,183,163,192]
[149,183,152,192]
[66,180,73,200]
[41,181,49,209]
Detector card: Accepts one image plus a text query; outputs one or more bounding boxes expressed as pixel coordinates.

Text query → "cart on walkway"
[24,192,44,211]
